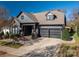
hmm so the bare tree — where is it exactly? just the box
[72,8,79,25]
[68,8,79,32]
[0,7,9,20]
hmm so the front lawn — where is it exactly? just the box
[73,33,79,43]
[4,42,23,48]
[0,41,8,46]
[0,41,23,48]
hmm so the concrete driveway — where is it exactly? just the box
[0,37,75,56]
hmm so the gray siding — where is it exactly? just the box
[17,13,35,23]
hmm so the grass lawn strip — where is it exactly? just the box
[0,41,23,48]
[0,41,8,46]
[4,42,23,48]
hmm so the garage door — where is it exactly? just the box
[49,28,61,38]
[40,28,61,38]
[40,28,49,37]
[23,25,33,36]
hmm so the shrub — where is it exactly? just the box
[69,27,75,36]
[77,25,79,36]
[59,44,76,57]
[0,32,4,39]
[14,34,20,38]
[62,29,70,40]
[10,33,20,39]
[0,31,4,36]
[10,34,15,39]
[4,32,9,39]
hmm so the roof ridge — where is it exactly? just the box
[33,9,64,14]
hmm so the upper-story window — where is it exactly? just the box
[46,12,57,20]
[21,15,24,20]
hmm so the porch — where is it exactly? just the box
[20,23,38,36]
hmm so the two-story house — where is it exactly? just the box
[2,9,66,38]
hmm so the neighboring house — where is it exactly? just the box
[0,19,11,35]
[0,9,66,38]
[0,18,20,35]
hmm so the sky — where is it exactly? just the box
[0,1,79,20]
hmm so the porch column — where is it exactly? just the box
[32,24,37,39]
[33,24,36,31]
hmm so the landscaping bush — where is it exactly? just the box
[10,34,15,39]
[0,32,4,36]
[4,32,10,39]
[77,25,79,36]
[58,44,76,57]
[69,27,75,36]
[15,34,20,38]
[62,29,70,40]
[0,32,4,39]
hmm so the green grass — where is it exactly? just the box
[73,33,79,42]
[4,42,23,48]
[0,41,8,46]
[0,41,23,48]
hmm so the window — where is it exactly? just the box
[47,15,52,20]
[21,15,24,20]
[46,12,57,20]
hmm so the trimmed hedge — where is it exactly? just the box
[62,29,70,40]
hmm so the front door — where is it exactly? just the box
[23,25,33,36]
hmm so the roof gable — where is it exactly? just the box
[33,10,65,25]
[17,12,38,23]
[11,18,20,26]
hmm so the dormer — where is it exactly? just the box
[46,11,57,20]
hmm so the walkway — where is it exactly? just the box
[0,37,75,56]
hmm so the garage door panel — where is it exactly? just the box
[40,28,61,38]
[40,29,49,37]
[40,30,48,33]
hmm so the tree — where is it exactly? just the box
[62,29,70,40]
[77,25,79,36]
[67,8,79,33]
[0,7,9,20]
[72,8,79,26]
[0,7,10,39]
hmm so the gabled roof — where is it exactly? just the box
[16,11,38,23]
[17,11,22,18]
[33,10,65,25]
[15,9,66,25]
